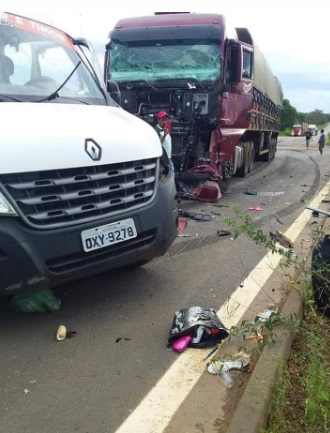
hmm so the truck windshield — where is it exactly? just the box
[0,13,107,104]
[108,38,221,84]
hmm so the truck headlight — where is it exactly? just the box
[0,193,18,216]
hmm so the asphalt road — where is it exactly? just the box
[1,134,329,433]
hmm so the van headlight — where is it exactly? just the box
[0,193,18,216]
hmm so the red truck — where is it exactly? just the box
[104,12,283,196]
[291,123,308,137]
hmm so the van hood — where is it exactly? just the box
[0,103,162,174]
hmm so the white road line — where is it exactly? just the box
[114,181,330,433]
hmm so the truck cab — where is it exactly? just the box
[0,12,178,295]
[308,125,318,136]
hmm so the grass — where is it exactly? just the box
[261,304,330,433]
[224,206,330,433]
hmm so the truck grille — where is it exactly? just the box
[0,159,157,228]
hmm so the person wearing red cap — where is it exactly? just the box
[155,111,174,173]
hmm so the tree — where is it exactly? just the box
[280,99,298,130]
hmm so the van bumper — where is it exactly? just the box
[0,178,178,295]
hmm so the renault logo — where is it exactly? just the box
[85,139,102,161]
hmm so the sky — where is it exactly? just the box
[2,0,330,113]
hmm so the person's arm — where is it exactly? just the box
[160,129,169,144]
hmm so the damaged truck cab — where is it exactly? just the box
[105,12,283,196]
[0,12,178,295]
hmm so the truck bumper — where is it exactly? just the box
[0,178,178,295]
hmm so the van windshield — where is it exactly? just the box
[0,13,107,104]
[108,38,221,84]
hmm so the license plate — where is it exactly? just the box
[81,218,137,252]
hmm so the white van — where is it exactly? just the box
[308,124,318,136]
[0,12,178,295]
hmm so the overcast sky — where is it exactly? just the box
[3,0,329,113]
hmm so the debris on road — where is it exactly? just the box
[56,325,77,341]
[10,288,61,313]
[248,206,264,211]
[56,325,67,341]
[214,203,230,208]
[178,218,188,231]
[178,209,212,221]
[173,335,193,353]
[207,353,250,388]
[217,230,231,237]
[255,306,278,323]
[243,189,285,197]
[306,206,330,217]
[115,337,132,343]
[167,306,229,353]
[269,230,293,249]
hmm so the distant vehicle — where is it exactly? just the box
[308,125,318,136]
[291,123,308,137]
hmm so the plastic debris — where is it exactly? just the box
[248,206,264,211]
[218,370,235,388]
[207,354,250,375]
[173,335,192,353]
[10,288,61,313]
[255,307,278,323]
[178,218,188,231]
[207,353,250,388]
[24,389,30,395]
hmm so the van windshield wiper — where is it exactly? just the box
[34,61,82,103]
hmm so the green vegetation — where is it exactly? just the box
[280,99,330,131]
[326,133,330,145]
[223,207,330,433]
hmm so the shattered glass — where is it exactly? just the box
[109,38,222,83]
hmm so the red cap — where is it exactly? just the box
[157,111,169,119]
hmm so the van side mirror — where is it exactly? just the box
[106,80,121,106]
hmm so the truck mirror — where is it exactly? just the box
[107,79,121,106]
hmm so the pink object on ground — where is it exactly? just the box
[172,335,192,353]
[178,218,188,231]
[248,206,264,211]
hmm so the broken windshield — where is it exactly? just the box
[108,38,222,84]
